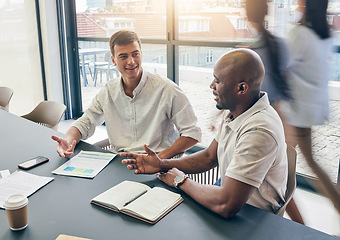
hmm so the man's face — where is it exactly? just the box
[111,41,142,82]
[210,61,238,111]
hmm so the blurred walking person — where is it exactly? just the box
[283,0,340,220]
[245,0,305,224]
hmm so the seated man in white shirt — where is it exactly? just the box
[121,49,288,217]
[52,30,201,159]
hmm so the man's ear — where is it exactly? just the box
[111,55,116,65]
[238,82,248,94]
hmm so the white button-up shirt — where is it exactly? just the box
[73,70,201,153]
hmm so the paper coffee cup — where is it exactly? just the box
[4,194,28,231]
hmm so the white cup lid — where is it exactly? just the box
[4,194,28,210]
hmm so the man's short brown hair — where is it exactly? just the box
[109,30,142,56]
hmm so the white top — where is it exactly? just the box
[73,70,201,153]
[248,34,289,104]
[283,25,333,127]
[215,93,287,213]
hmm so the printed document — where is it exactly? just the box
[52,151,116,178]
[0,171,54,209]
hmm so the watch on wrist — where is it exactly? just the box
[173,175,188,189]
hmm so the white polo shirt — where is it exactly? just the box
[215,93,287,213]
[73,70,201,153]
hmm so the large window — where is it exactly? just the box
[66,0,340,184]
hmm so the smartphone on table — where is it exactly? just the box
[18,156,49,170]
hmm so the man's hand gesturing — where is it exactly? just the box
[121,145,163,174]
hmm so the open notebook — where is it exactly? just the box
[91,180,183,224]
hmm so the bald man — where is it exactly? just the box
[121,49,288,218]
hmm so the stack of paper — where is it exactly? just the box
[0,171,54,209]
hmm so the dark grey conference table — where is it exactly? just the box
[0,110,337,240]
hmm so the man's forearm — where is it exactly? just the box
[160,147,217,174]
[179,177,255,218]
[179,179,240,218]
[157,136,198,159]
[64,126,82,145]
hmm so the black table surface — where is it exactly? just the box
[0,110,337,240]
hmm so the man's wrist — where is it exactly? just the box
[173,175,188,189]
[159,159,169,172]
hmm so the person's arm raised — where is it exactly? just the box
[121,145,163,174]
[51,126,82,158]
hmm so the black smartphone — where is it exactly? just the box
[18,156,49,170]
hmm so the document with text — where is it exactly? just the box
[0,171,54,209]
[52,151,116,179]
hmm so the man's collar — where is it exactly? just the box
[120,68,148,98]
[225,92,269,131]
[132,68,147,97]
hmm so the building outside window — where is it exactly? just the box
[71,0,340,183]
[206,50,213,63]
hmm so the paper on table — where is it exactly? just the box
[0,170,10,180]
[52,150,116,179]
[0,171,54,209]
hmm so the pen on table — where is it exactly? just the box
[123,190,148,207]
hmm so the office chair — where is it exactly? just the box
[21,101,66,130]
[79,58,93,86]
[276,144,297,216]
[0,86,14,112]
